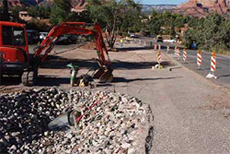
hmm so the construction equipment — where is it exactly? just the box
[0,21,113,86]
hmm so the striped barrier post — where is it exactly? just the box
[175,47,180,59]
[174,46,177,55]
[183,48,187,63]
[206,52,218,79]
[211,52,216,73]
[167,45,170,53]
[154,43,157,51]
[197,50,202,69]
[157,50,161,65]
[158,44,161,51]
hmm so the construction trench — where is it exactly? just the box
[0,88,154,153]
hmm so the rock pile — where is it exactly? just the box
[0,88,153,154]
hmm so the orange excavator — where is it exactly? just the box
[0,21,113,86]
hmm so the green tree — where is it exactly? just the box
[87,0,142,48]
[50,0,72,25]
[10,6,23,22]
[185,12,230,52]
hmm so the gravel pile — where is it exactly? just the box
[0,88,153,154]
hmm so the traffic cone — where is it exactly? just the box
[197,50,202,69]
[206,52,218,79]
[183,48,187,63]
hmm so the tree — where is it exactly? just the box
[28,6,51,19]
[185,12,230,52]
[50,0,72,25]
[147,10,161,36]
[10,6,23,22]
[0,0,9,21]
[87,0,142,48]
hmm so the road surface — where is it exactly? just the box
[132,37,230,88]
[165,46,230,88]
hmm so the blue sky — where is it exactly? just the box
[136,0,188,5]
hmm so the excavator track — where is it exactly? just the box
[22,70,38,86]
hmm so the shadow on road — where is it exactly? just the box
[112,76,182,83]
[219,74,230,78]
[41,55,173,70]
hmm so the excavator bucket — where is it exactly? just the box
[94,67,113,83]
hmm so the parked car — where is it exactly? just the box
[39,32,48,43]
[130,33,139,38]
[56,34,78,44]
[163,39,176,43]
[26,30,39,44]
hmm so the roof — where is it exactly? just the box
[0,21,25,28]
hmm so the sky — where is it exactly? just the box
[136,0,188,5]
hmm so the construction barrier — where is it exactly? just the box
[157,50,161,65]
[174,46,177,55]
[211,52,216,72]
[183,48,187,63]
[158,44,161,51]
[167,45,170,53]
[206,52,218,79]
[197,50,202,69]
[175,47,180,59]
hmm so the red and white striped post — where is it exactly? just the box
[157,50,162,66]
[158,44,161,51]
[175,47,180,59]
[183,48,187,63]
[154,43,157,51]
[211,52,216,73]
[197,50,202,69]
[174,46,177,55]
[206,52,218,79]
[167,45,170,53]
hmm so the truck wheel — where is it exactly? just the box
[22,70,38,86]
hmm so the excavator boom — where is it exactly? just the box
[30,22,113,85]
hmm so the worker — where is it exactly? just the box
[120,37,124,47]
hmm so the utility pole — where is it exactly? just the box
[2,0,10,21]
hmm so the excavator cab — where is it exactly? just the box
[0,21,29,76]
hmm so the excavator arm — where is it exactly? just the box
[24,22,113,85]
[34,22,109,64]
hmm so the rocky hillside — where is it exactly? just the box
[142,4,177,14]
[0,0,44,6]
[0,0,86,10]
[176,0,230,17]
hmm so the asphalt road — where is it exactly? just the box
[134,37,230,88]
[166,46,230,88]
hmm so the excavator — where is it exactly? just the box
[0,21,113,86]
